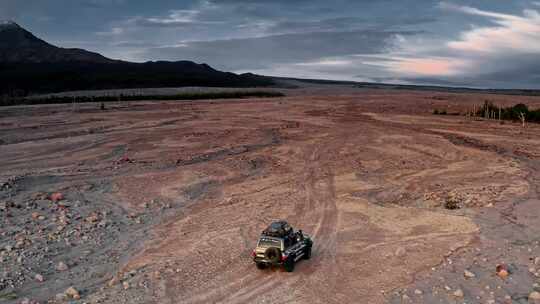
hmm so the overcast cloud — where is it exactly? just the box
[1,0,540,88]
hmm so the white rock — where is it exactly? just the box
[414,289,423,295]
[35,274,44,282]
[56,261,68,271]
[65,286,80,300]
[453,289,464,297]
[530,291,540,303]
[464,269,476,278]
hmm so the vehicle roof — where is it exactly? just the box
[258,235,284,241]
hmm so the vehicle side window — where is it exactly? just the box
[284,237,291,248]
[290,234,297,245]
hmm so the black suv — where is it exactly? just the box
[252,221,313,272]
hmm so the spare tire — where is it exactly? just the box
[264,247,281,263]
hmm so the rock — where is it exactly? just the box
[496,264,509,279]
[34,274,44,282]
[453,289,464,298]
[464,269,476,278]
[414,289,423,295]
[65,286,80,300]
[530,291,540,303]
[85,212,99,223]
[15,239,26,249]
[56,261,69,271]
[535,257,540,266]
[498,269,509,279]
[49,192,64,202]
[402,294,410,301]
[395,247,407,257]
[122,281,130,290]
[108,277,119,287]
[31,212,40,219]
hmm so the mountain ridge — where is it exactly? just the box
[0,21,273,96]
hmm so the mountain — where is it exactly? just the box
[0,21,273,96]
[0,21,113,64]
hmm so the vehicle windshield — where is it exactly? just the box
[258,237,282,248]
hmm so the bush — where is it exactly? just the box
[473,101,540,124]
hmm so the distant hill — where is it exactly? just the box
[0,21,273,96]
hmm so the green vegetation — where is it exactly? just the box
[0,91,285,107]
[475,101,540,123]
[433,101,540,124]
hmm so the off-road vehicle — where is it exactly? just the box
[252,221,313,272]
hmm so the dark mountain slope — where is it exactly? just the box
[0,21,272,96]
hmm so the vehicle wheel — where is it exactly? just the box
[264,247,281,264]
[303,246,312,260]
[284,256,295,272]
[256,262,267,270]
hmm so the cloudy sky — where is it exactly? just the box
[2,0,540,88]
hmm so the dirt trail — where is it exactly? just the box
[1,89,540,303]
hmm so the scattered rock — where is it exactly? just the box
[122,281,130,290]
[49,192,64,202]
[85,212,99,223]
[414,289,423,295]
[535,257,540,266]
[108,277,119,287]
[34,273,44,282]
[444,193,462,210]
[65,286,81,300]
[496,264,509,279]
[453,289,464,298]
[530,291,540,303]
[464,269,476,279]
[56,261,69,271]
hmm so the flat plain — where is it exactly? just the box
[1,85,540,303]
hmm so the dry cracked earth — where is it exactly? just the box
[1,86,540,304]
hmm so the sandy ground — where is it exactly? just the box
[1,87,540,303]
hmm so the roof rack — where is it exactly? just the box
[261,220,293,238]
